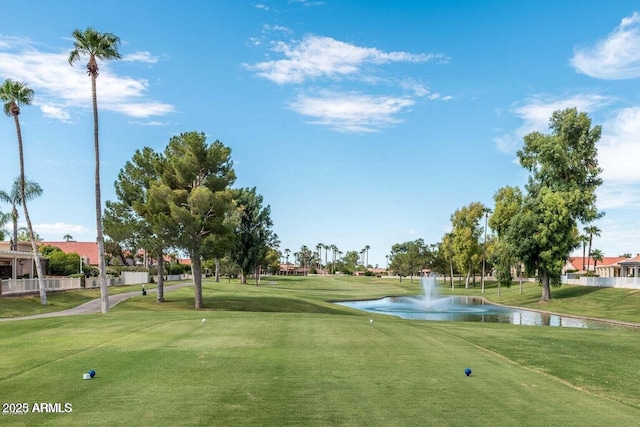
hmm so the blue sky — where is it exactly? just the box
[1,1,640,268]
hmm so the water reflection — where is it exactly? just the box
[336,296,624,329]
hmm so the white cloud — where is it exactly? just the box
[122,51,159,63]
[0,39,173,121]
[111,102,175,118]
[255,4,269,11]
[572,12,640,79]
[39,103,71,122]
[128,120,170,126]
[246,35,446,84]
[246,34,448,132]
[598,106,640,183]
[494,94,609,153]
[289,91,414,133]
[20,222,91,240]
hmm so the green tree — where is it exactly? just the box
[297,245,313,274]
[159,131,235,309]
[341,250,360,274]
[580,234,590,271]
[316,243,324,272]
[440,232,456,288]
[489,186,523,294]
[450,202,486,288]
[47,251,82,276]
[263,247,281,275]
[584,225,601,272]
[230,187,275,284]
[69,27,122,313]
[590,248,604,270]
[389,239,428,283]
[17,226,42,242]
[0,177,43,251]
[511,108,603,301]
[106,146,177,302]
[0,79,47,304]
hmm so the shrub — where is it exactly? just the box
[47,251,81,276]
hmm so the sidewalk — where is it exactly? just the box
[0,282,193,322]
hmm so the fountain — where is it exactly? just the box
[336,275,623,329]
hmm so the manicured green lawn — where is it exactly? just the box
[1,276,639,426]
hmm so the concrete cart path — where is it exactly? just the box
[0,282,193,322]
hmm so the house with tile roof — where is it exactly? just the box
[40,241,99,266]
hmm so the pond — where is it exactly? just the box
[335,277,627,329]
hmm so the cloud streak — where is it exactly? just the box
[572,12,640,79]
[289,91,414,133]
[247,35,446,84]
[0,36,173,121]
[246,34,448,132]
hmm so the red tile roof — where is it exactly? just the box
[40,241,99,266]
[568,255,632,270]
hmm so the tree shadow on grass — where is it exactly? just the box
[553,285,604,300]
[203,295,354,315]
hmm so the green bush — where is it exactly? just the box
[47,251,81,276]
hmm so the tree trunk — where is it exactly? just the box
[11,206,18,251]
[192,253,203,309]
[586,236,593,273]
[91,73,109,313]
[540,272,551,302]
[156,252,164,303]
[449,257,454,290]
[519,271,523,294]
[14,115,47,305]
[215,257,220,282]
[465,270,470,289]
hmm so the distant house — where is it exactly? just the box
[0,241,47,280]
[40,241,99,266]
[564,254,640,278]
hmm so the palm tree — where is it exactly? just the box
[284,248,291,275]
[316,243,324,272]
[0,79,47,304]
[329,244,337,274]
[580,234,589,271]
[0,177,43,251]
[69,27,122,313]
[584,225,601,272]
[590,249,604,270]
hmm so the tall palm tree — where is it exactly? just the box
[329,244,337,274]
[580,234,589,271]
[316,243,324,272]
[69,27,122,313]
[0,177,43,251]
[584,225,601,272]
[284,248,291,275]
[0,79,47,304]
